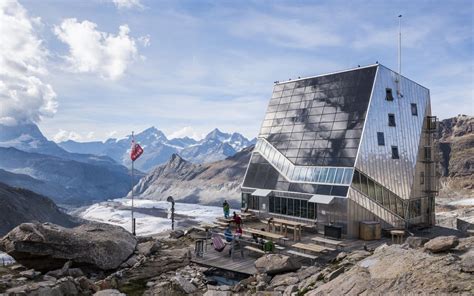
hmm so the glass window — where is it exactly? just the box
[334,168,344,183]
[360,173,368,195]
[391,146,400,159]
[319,168,329,183]
[352,170,361,190]
[269,196,274,212]
[327,168,337,183]
[316,185,331,195]
[368,179,376,200]
[377,132,385,146]
[294,199,301,217]
[424,146,432,161]
[396,198,404,217]
[281,198,288,215]
[300,200,308,218]
[343,168,354,184]
[411,103,418,116]
[375,184,383,204]
[331,186,348,197]
[275,196,281,213]
[420,171,425,185]
[388,113,396,127]
[288,198,294,216]
[386,88,394,101]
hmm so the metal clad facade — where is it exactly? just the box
[355,66,430,199]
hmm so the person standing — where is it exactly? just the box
[233,211,242,227]
[223,200,230,219]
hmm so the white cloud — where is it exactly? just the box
[54,19,142,80]
[168,126,204,140]
[0,0,57,126]
[53,129,82,142]
[111,0,143,10]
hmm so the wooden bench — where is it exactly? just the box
[293,243,335,253]
[287,250,317,261]
[215,221,230,227]
[311,236,344,248]
[244,246,265,255]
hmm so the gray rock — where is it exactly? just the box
[19,269,41,279]
[424,236,459,253]
[324,266,345,281]
[406,236,430,249]
[270,273,299,287]
[0,222,137,271]
[460,253,474,273]
[255,254,301,275]
[137,240,161,256]
[173,274,197,294]
[283,284,297,295]
[169,230,185,239]
[94,289,126,296]
[203,291,232,296]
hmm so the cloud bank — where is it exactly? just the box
[54,19,141,80]
[0,0,57,126]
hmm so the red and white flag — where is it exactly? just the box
[130,139,144,161]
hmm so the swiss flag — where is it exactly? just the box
[130,141,144,161]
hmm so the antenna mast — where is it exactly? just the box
[397,14,403,97]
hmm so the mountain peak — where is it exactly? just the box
[205,128,230,141]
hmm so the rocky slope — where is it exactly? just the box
[0,182,78,236]
[0,147,138,205]
[131,146,253,207]
[437,114,473,196]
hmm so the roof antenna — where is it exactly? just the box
[397,14,403,97]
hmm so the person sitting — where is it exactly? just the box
[235,225,243,237]
[263,240,275,253]
[224,225,233,242]
[233,212,242,227]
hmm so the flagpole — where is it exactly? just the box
[131,131,135,236]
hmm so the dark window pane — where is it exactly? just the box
[275,197,281,213]
[368,179,376,200]
[281,198,287,215]
[300,200,308,218]
[386,88,394,101]
[316,185,331,195]
[377,132,385,146]
[360,173,368,195]
[331,186,348,197]
[294,199,301,217]
[388,113,396,127]
[391,146,399,159]
[288,198,294,216]
[269,196,274,212]
[411,103,418,116]
[352,170,361,191]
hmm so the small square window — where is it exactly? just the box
[377,132,385,146]
[386,88,394,101]
[391,146,399,159]
[388,114,396,127]
[411,103,418,116]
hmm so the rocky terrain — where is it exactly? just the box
[0,221,472,295]
[437,114,473,196]
[131,146,253,207]
[0,182,78,236]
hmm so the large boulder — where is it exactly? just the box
[0,222,137,271]
[424,236,459,253]
[255,254,301,275]
[406,236,429,249]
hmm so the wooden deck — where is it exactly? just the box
[191,246,259,275]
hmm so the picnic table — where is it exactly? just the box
[267,218,305,241]
[245,228,285,242]
[292,242,334,253]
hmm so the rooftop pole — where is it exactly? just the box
[397,14,403,97]
[131,131,136,236]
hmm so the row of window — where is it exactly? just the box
[269,196,318,220]
[255,138,354,185]
[386,88,418,114]
[352,169,422,218]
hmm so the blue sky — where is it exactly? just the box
[2,0,473,141]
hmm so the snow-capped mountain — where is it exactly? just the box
[59,127,256,170]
